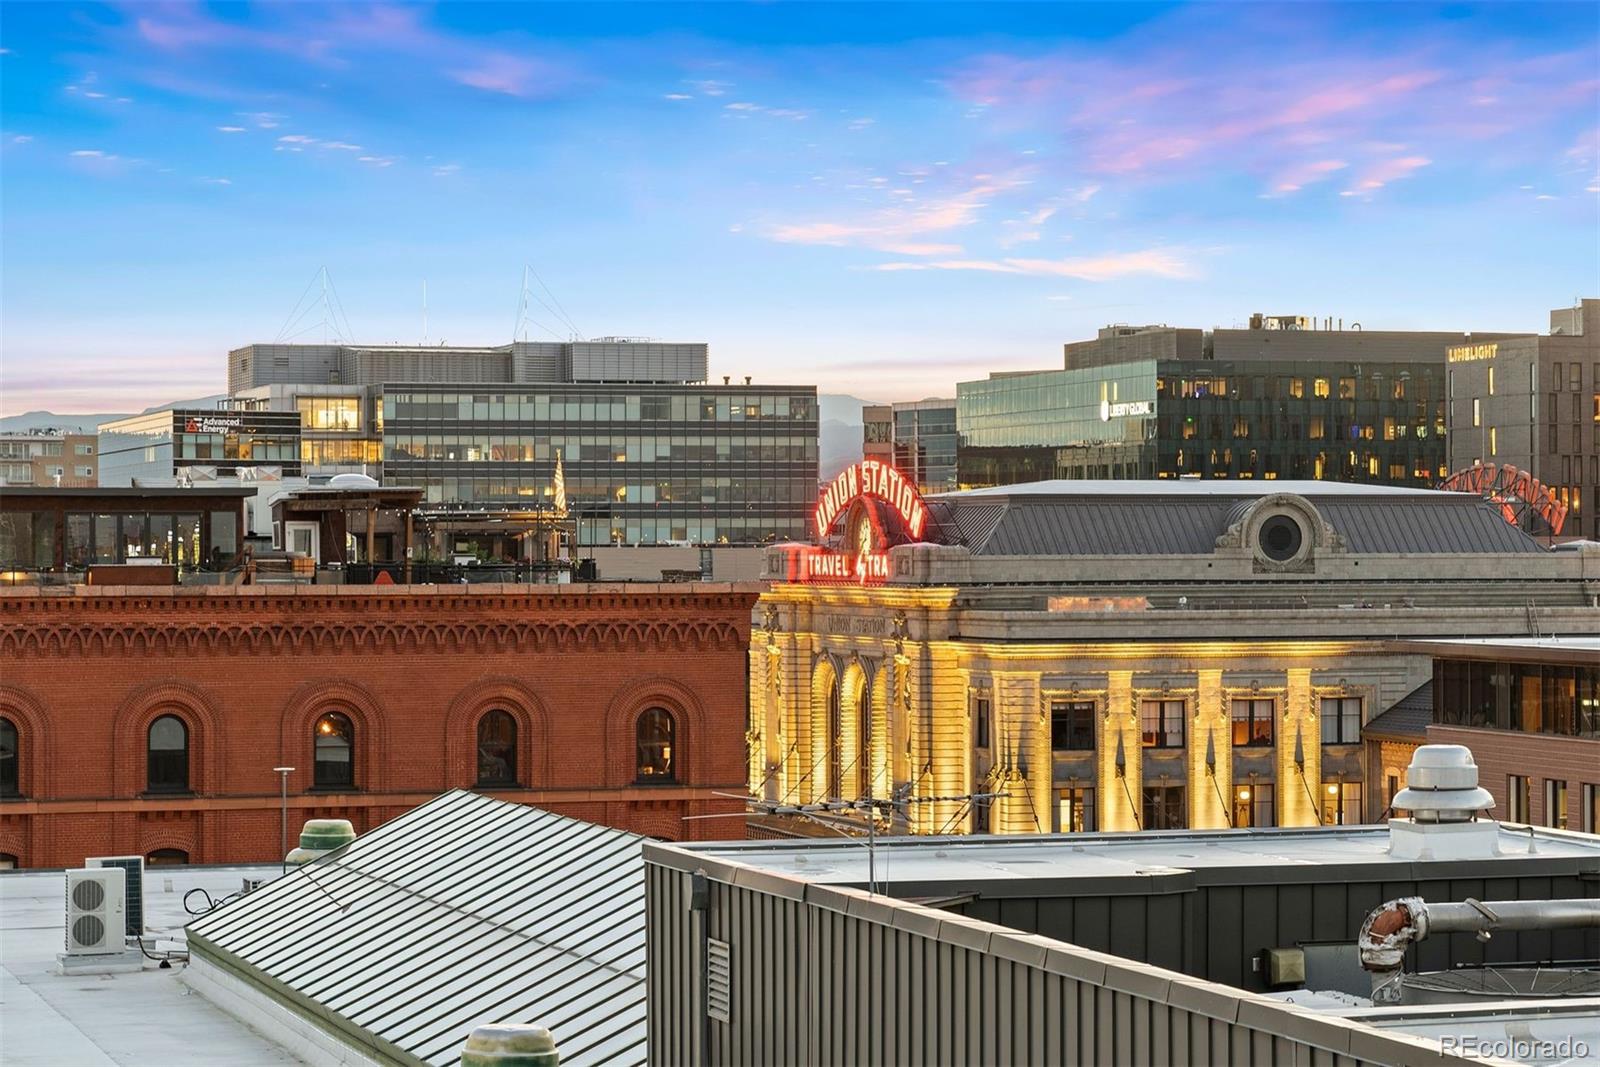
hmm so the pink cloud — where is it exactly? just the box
[451,53,545,97]
[1345,155,1431,194]
[870,248,1195,281]
[1268,158,1348,195]
[766,172,1027,254]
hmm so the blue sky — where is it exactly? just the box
[2,2,1597,415]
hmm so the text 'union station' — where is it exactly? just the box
[748,478,1600,838]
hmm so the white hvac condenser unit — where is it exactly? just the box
[65,868,126,955]
[86,855,145,937]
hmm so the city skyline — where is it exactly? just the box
[2,1,1598,416]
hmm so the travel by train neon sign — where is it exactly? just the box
[815,460,928,541]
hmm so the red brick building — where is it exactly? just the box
[0,583,759,868]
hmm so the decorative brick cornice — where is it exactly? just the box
[0,588,752,657]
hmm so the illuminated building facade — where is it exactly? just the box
[1444,299,1599,539]
[748,479,1600,837]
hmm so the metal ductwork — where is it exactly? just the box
[1357,896,1600,1003]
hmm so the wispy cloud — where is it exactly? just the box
[725,101,809,120]
[358,155,397,168]
[663,93,692,101]
[199,176,232,185]
[1340,155,1430,196]
[767,172,1027,254]
[216,125,246,133]
[870,248,1196,281]
[1266,158,1347,195]
[432,163,461,177]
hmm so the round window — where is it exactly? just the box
[1258,514,1304,562]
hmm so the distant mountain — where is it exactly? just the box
[1,396,226,435]
[0,410,131,434]
[817,393,881,481]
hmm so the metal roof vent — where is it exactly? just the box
[287,818,356,866]
[461,1023,559,1067]
[1387,745,1499,861]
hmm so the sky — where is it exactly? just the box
[1,2,1597,416]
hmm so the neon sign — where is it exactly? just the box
[815,460,927,540]
[1447,343,1497,363]
[1438,463,1567,535]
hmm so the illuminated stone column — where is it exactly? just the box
[990,672,1045,835]
[916,641,966,835]
[1098,670,1141,831]
[1188,669,1232,830]
[1278,667,1321,826]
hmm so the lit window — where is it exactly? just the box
[1321,782,1362,825]
[1140,699,1185,748]
[636,708,676,783]
[313,712,355,789]
[147,715,190,793]
[1233,783,1275,827]
[1231,698,1275,747]
[1056,787,1095,832]
[1545,779,1568,829]
[1507,775,1530,822]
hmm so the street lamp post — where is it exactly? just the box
[273,767,294,874]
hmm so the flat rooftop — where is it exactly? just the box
[678,823,1600,889]
[0,865,302,1066]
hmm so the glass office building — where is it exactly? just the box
[382,384,818,545]
[890,400,958,494]
[957,359,1446,487]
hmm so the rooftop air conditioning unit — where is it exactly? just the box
[86,855,145,937]
[65,868,125,955]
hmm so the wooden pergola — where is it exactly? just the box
[270,486,425,582]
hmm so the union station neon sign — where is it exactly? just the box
[778,460,931,585]
[1438,463,1567,535]
[815,460,927,541]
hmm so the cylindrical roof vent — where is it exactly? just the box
[461,1024,559,1067]
[1390,745,1492,823]
[286,818,356,865]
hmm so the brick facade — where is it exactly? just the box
[0,583,759,868]
[1429,724,1600,831]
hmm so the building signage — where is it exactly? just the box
[1438,463,1567,535]
[779,459,933,586]
[1099,399,1154,422]
[183,415,243,434]
[1447,343,1497,363]
[815,459,927,540]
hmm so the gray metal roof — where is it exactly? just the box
[1362,680,1433,740]
[924,481,1546,556]
[185,791,646,1067]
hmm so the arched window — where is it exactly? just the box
[147,715,190,794]
[0,717,18,798]
[476,710,518,787]
[313,712,355,789]
[0,853,17,870]
[147,848,189,866]
[636,708,676,783]
[856,682,871,800]
[826,681,842,799]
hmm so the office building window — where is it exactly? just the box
[636,708,676,783]
[313,711,355,789]
[297,396,362,431]
[1583,784,1599,834]
[1545,779,1568,829]
[147,714,190,794]
[1320,697,1362,744]
[1387,774,1400,813]
[1322,782,1362,825]
[1233,783,1275,827]
[1140,699,1185,748]
[974,695,991,750]
[1472,398,1481,427]
[1051,700,1096,752]
[1487,367,1495,396]
[1231,698,1275,747]
[475,710,518,787]
[1507,775,1530,822]
[1056,787,1095,833]
[1489,426,1497,456]
[1142,786,1186,830]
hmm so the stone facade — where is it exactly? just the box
[0,583,758,868]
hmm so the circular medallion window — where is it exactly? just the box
[1257,514,1305,562]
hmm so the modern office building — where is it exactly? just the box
[749,473,1600,837]
[218,339,819,546]
[861,398,958,493]
[957,316,1527,489]
[98,408,303,484]
[0,430,98,488]
[1445,299,1598,539]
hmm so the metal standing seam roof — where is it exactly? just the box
[924,487,1546,557]
[184,790,647,1067]
[1361,680,1434,740]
